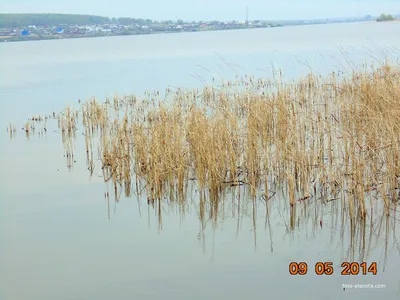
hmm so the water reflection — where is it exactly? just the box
[6,64,400,274]
[123,182,398,270]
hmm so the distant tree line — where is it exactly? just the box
[0,13,161,28]
[376,13,395,22]
[114,17,154,25]
[0,14,111,27]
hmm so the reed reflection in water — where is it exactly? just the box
[10,61,400,270]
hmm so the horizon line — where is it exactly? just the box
[1,11,399,22]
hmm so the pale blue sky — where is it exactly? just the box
[0,0,399,21]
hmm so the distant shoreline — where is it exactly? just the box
[0,20,380,43]
[0,26,262,43]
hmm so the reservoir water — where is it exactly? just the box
[1,21,400,300]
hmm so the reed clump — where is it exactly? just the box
[18,62,400,220]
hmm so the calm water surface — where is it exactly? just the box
[1,22,400,300]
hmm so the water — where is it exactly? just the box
[1,21,400,300]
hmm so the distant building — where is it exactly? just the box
[21,30,29,36]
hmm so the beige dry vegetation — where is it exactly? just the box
[24,62,400,224]
[7,123,16,139]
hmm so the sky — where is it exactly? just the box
[0,0,399,21]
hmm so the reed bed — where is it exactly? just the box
[15,62,400,223]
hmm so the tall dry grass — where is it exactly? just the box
[19,62,400,223]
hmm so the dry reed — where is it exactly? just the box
[13,62,400,223]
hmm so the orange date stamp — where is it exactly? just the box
[289,262,377,275]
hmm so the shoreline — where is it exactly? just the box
[0,20,377,43]
[0,26,265,43]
